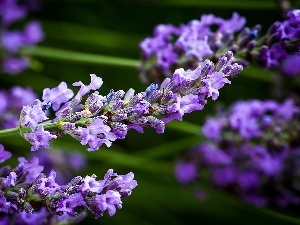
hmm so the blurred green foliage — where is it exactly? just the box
[3,0,300,224]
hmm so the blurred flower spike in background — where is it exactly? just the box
[0,0,44,74]
[139,9,300,83]
[176,99,300,207]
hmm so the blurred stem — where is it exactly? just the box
[137,136,202,159]
[167,120,202,136]
[22,46,139,67]
[136,121,203,160]
[23,46,272,83]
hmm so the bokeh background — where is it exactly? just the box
[2,0,300,224]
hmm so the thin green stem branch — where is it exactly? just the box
[22,46,139,67]
[0,127,21,137]
[25,46,271,83]
[0,118,92,139]
[0,122,58,138]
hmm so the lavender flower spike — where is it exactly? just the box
[139,10,300,83]
[176,99,300,207]
[0,0,44,74]
[19,53,242,151]
[0,145,137,220]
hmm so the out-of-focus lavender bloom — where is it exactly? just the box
[0,0,27,26]
[201,117,224,141]
[2,58,29,75]
[0,144,137,220]
[282,54,300,76]
[0,144,12,163]
[18,53,242,151]
[175,161,198,184]
[0,0,44,75]
[0,207,86,225]
[139,12,245,83]
[175,99,300,207]
[0,86,37,129]
[139,10,300,83]
[32,148,86,184]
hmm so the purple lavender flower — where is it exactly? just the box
[139,10,300,83]
[19,52,242,151]
[175,161,198,184]
[0,145,137,220]
[17,156,44,183]
[253,9,300,69]
[282,54,300,76]
[0,86,37,129]
[0,144,12,163]
[0,0,44,74]
[20,99,48,131]
[175,98,300,207]
[2,57,29,75]
[0,207,86,225]
[201,117,224,141]
[24,126,57,151]
[139,12,245,82]
[42,82,74,111]
[77,117,117,151]
[73,74,103,99]
[0,0,27,26]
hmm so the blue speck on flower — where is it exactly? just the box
[42,82,74,111]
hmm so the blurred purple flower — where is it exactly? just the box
[0,0,44,74]
[175,161,198,184]
[0,86,37,129]
[282,54,300,77]
[175,98,300,207]
[139,9,300,83]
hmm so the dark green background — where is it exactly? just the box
[2,0,300,224]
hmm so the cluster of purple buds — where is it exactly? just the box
[254,9,300,69]
[0,0,44,74]
[139,10,300,83]
[0,144,137,220]
[175,99,300,207]
[18,51,243,151]
[0,86,37,128]
[0,207,86,225]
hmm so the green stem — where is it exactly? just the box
[0,118,92,138]
[0,127,22,137]
[22,46,139,67]
[0,122,59,138]
[23,46,272,83]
